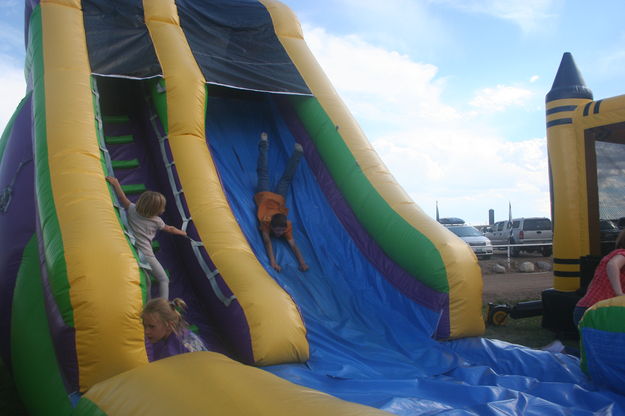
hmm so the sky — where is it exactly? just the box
[1,1,625,225]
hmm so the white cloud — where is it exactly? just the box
[430,0,561,33]
[374,134,550,224]
[303,26,461,127]
[529,75,539,83]
[0,59,26,134]
[332,0,451,53]
[469,85,534,112]
[302,25,550,224]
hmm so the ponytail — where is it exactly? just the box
[142,297,189,335]
[170,298,187,314]
[169,298,189,334]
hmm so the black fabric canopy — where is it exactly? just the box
[82,0,310,95]
[83,0,162,79]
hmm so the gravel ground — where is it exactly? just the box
[479,252,554,303]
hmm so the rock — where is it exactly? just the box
[518,261,535,273]
[492,264,507,274]
[536,261,552,271]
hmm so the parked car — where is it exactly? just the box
[484,217,553,256]
[484,221,510,247]
[438,217,465,225]
[474,225,490,234]
[446,224,493,259]
[509,217,553,257]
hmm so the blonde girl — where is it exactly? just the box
[106,176,187,299]
[142,298,207,361]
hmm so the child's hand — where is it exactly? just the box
[106,176,119,186]
[271,261,282,272]
[163,225,187,237]
[105,176,131,209]
[299,263,309,272]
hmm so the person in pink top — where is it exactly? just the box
[574,230,625,325]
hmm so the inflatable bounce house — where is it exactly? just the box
[1,1,625,415]
[545,52,625,396]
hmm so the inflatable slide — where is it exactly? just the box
[1,0,624,415]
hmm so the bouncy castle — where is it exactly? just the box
[1,1,624,415]
[545,52,625,396]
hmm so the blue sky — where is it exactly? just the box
[1,0,625,224]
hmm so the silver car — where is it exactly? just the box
[446,225,493,259]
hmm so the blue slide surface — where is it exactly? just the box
[205,90,625,415]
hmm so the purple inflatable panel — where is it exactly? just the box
[0,95,36,368]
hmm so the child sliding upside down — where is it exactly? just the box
[254,132,308,272]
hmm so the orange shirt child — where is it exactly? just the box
[254,191,293,240]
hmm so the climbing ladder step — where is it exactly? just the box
[111,159,140,170]
[103,115,130,123]
[105,135,134,145]
[121,184,147,195]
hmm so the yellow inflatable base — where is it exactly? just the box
[81,352,390,416]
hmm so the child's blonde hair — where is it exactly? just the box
[142,298,188,335]
[136,191,166,217]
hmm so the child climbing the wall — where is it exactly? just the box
[142,297,208,361]
[255,132,309,272]
[106,176,187,299]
